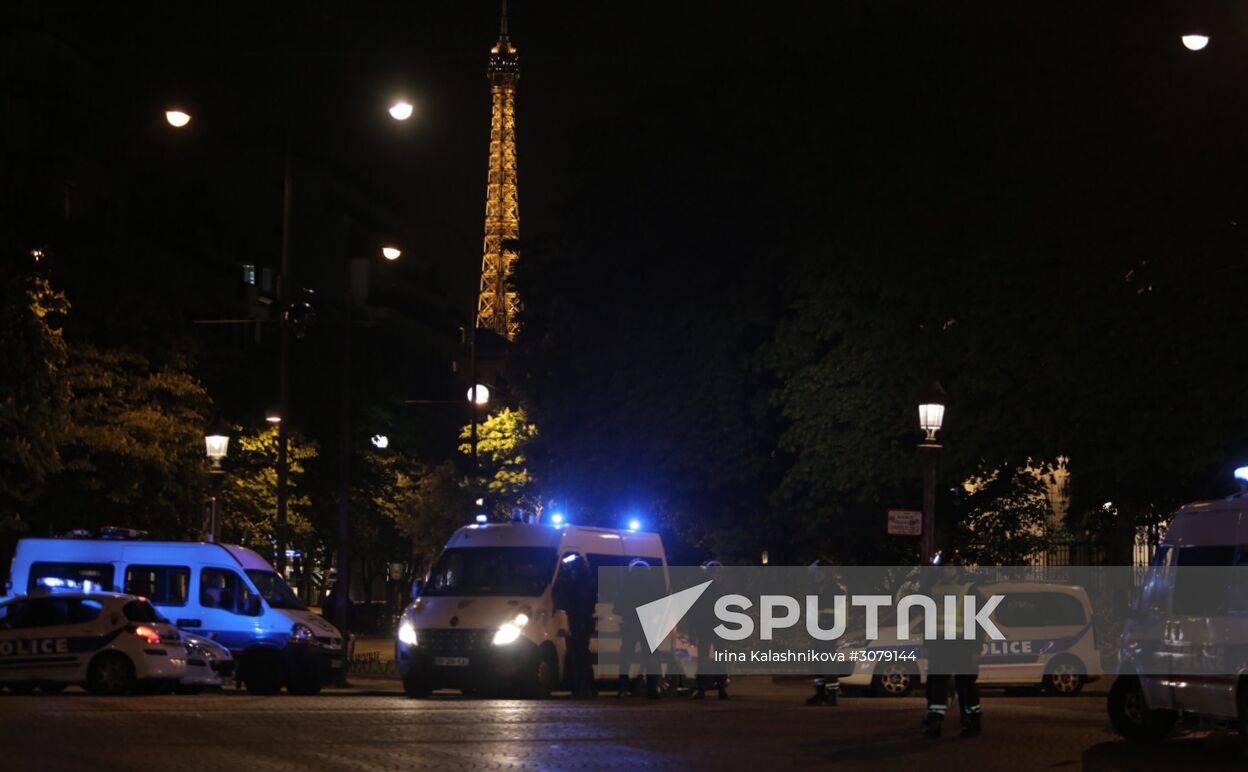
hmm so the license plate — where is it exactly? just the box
[434,656,470,667]
[329,659,342,669]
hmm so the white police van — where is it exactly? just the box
[1111,492,1248,744]
[396,521,670,698]
[5,538,343,695]
[0,590,187,694]
[840,582,1098,697]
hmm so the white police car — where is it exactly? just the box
[0,591,187,694]
[179,631,234,692]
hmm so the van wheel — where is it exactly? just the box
[525,648,558,699]
[1109,676,1175,743]
[1043,656,1085,696]
[87,653,137,695]
[872,663,918,697]
[242,650,285,695]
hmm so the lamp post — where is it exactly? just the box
[166,98,414,577]
[335,241,402,640]
[204,433,229,543]
[918,388,946,565]
[467,382,490,497]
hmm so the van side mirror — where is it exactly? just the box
[410,579,423,599]
[244,595,262,616]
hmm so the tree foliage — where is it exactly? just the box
[372,457,469,570]
[953,465,1054,566]
[0,272,68,529]
[33,342,210,537]
[459,408,539,518]
[220,425,317,550]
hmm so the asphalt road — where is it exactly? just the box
[0,679,1241,771]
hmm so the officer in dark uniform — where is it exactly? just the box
[921,552,983,738]
[555,554,597,698]
[805,560,843,706]
[617,559,662,698]
[689,560,729,700]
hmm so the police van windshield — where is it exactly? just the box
[245,571,305,610]
[424,547,558,597]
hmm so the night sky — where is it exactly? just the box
[10,0,1248,303]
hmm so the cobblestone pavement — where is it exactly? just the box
[0,680,1240,771]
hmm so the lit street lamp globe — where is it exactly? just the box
[389,101,414,121]
[1182,34,1209,51]
[381,245,402,260]
[371,434,390,449]
[468,384,491,406]
[165,110,192,128]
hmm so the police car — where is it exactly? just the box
[840,582,1099,697]
[0,590,187,694]
[179,631,234,692]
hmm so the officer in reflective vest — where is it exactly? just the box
[921,554,983,738]
[805,561,842,707]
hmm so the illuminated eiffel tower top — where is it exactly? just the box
[476,0,521,340]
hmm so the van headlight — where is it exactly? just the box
[291,623,316,643]
[492,613,529,646]
[398,620,418,646]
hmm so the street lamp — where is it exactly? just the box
[381,245,402,260]
[388,101,414,121]
[467,384,491,406]
[1182,34,1210,51]
[917,385,946,565]
[165,109,192,128]
[203,433,229,543]
[265,407,282,424]
[918,402,945,442]
[204,434,229,467]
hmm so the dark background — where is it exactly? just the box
[6,1,1248,567]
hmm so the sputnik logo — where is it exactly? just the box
[636,580,713,653]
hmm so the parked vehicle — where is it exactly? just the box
[396,521,670,698]
[1111,492,1248,744]
[840,582,1098,697]
[0,591,187,695]
[4,538,343,695]
[179,631,235,692]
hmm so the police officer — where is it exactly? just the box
[921,552,983,738]
[805,560,842,707]
[689,560,729,700]
[555,554,597,698]
[617,559,662,699]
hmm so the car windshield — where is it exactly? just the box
[245,570,305,610]
[424,547,558,597]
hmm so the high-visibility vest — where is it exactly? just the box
[931,580,975,634]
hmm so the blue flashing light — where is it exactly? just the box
[39,577,66,588]
[627,518,641,532]
[1236,466,1248,484]
[475,513,488,524]
[550,512,565,526]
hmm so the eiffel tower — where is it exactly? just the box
[475,0,521,341]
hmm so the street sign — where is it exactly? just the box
[887,509,922,536]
